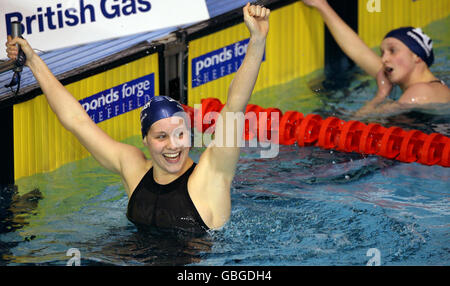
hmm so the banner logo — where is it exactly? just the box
[191,38,266,88]
[0,0,209,59]
[79,73,154,123]
[5,0,152,36]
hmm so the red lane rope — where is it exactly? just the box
[182,98,449,167]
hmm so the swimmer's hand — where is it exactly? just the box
[376,68,393,99]
[353,69,395,118]
[6,35,35,67]
[243,3,270,41]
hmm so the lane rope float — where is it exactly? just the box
[181,98,450,167]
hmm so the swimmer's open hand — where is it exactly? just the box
[6,35,35,66]
[243,3,270,41]
[376,68,393,98]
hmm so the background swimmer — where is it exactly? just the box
[5,3,270,232]
[302,0,450,118]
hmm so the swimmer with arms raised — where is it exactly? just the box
[5,3,270,232]
[302,0,450,118]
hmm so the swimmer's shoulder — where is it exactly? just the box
[118,142,148,166]
[399,81,450,105]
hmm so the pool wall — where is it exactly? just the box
[187,1,324,106]
[358,0,450,49]
[2,0,449,186]
[12,54,160,180]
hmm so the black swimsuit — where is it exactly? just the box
[127,163,209,233]
[429,79,446,85]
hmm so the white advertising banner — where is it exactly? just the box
[0,0,210,59]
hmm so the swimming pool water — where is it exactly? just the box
[0,17,449,267]
[1,132,449,266]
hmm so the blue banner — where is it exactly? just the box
[191,38,266,88]
[79,73,154,124]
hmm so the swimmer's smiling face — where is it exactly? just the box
[380,37,419,85]
[144,116,191,174]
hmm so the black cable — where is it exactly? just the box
[4,45,26,96]
[5,70,22,96]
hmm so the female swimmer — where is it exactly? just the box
[302,0,450,118]
[6,3,270,232]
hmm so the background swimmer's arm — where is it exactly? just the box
[354,74,413,118]
[355,69,396,117]
[354,98,411,119]
[302,0,382,77]
[6,37,144,179]
[354,92,391,118]
[356,84,449,118]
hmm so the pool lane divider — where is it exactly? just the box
[182,98,450,167]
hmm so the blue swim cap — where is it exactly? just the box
[140,96,186,138]
[384,27,434,67]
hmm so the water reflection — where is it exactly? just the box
[0,185,43,234]
[83,226,214,266]
[0,185,44,265]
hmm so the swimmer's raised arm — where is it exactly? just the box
[211,3,269,169]
[5,36,144,184]
[223,3,269,113]
[302,0,382,77]
[191,3,269,228]
[208,3,269,171]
